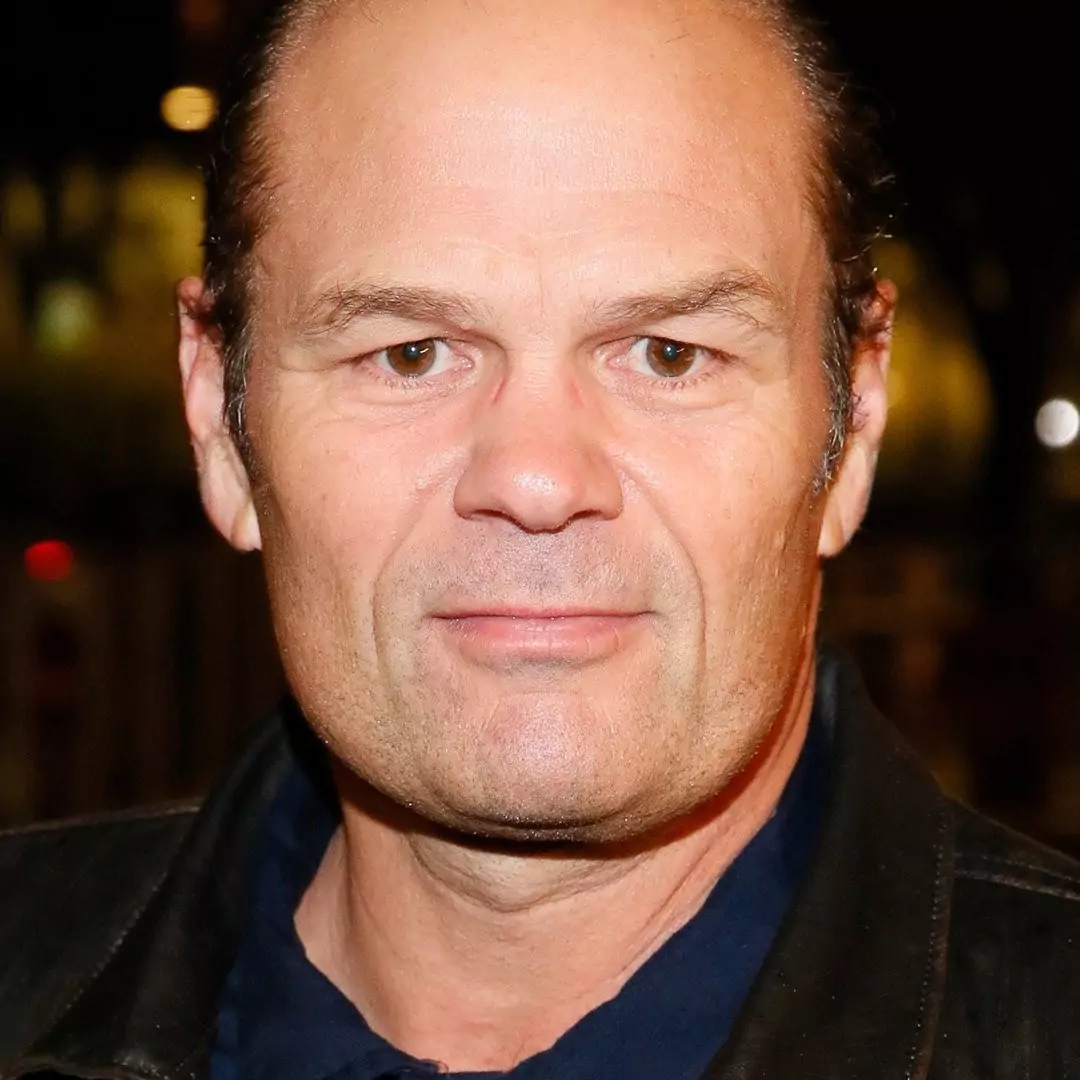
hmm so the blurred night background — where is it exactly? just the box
[2,2,1078,848]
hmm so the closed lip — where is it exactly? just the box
[430,608,650,665]
[431,607,648,620]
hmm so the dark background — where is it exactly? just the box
[2,2,1078,847]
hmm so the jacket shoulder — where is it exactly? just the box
[931,802,1080,1078]
[0,804,198,1063]
[952,800,1080,897]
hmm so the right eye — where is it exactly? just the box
[371,338,454,378]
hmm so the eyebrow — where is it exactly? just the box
[293,269,785,343]
[295,284,491,343]
[588,269,786,333]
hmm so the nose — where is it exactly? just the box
[453,364,624,532]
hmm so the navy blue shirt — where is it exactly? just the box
[212,716,827,1080]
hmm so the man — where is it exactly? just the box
[2,0,1078,1077]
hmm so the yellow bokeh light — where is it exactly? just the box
[34,280,103,359]
[160,85,217,132]
[873,238,994,495]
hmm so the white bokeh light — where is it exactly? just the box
[1035,398,1080,450]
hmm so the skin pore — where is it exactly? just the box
[178,0,891,1069]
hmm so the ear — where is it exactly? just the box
[177,277,262,552]
[818,280,896,558]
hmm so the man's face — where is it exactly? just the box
[183,0,886,841]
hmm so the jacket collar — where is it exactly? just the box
[12,648,954,1080]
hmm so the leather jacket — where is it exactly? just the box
[2,648,1079,1079]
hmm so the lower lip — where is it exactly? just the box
[434,614,646,665]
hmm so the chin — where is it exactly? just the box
[416,755,695,846]
[323,676,732,844]
[426,799,661,847]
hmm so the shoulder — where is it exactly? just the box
[0,803,198,1061]
[932,801,1080,1077]
[946,799,1080,985]
[0,799,198,856]
[951,799,1080,903]
[0,801,200,910]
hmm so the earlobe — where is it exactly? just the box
[177,277,262,553]
[818,280,896,558]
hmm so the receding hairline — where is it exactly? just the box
[263,0,818,111]
[237,0,835,297]
[257,0,822,144]
[271,0,798,46]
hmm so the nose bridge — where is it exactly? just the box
[495,356,586,442]
[453,354,623,531]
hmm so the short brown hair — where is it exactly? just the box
[201,0,889,481]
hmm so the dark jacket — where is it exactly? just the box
[2,649,1079,1080]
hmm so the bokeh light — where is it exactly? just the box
[160,85,217,132]
[34,280,102,358]
[873,239,993,494]
[1035,398,1080,450]
[24,541,75,583]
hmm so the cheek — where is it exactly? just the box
[648,399,816,540]
[632,395,824,617]
[249,371,463,572]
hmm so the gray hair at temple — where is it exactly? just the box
[200,0,891,485]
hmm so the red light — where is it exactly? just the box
[24,541,75,583]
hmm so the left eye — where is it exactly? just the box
[372,338,454,378]
[627,337,710,379]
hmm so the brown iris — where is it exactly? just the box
[385,339,438,376]
[644,338,696,378]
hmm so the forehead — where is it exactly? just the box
[255,0,822,320]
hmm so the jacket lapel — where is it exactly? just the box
[704,649,955,1080]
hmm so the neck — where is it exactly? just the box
[295,655,816,1072]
